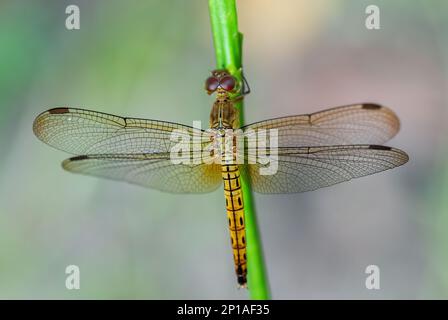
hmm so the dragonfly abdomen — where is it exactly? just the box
[222,164,247,287]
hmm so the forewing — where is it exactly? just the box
[242,104,400,147]
[33,107,210,155]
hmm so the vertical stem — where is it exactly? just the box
[208,0,270,299]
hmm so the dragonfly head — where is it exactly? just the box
[205,69,237,95]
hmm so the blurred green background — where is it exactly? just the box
[0,0,447,299]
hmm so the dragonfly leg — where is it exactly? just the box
[241,69,251,95]
[232,70,250,103]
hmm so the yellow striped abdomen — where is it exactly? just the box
[222,164,247,287]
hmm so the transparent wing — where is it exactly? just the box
[243,145,409,194]
[62,153,222,194]
[242,104,400,147]
[33,107,210,155]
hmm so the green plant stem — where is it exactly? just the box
[208,0,270,300]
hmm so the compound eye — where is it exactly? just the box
[220,75,236,91]
[205,76,219,92]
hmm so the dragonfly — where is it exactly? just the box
[33,69,409,288]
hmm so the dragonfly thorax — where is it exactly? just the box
[209,93,239,129]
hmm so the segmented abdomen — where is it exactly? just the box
[222,164,247,287]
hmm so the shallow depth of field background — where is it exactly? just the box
[0,0,447,299]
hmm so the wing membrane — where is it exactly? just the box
[62,153,222,193]
[243,145,408,193]
[242,104,400,147]
[33,107,209,155]
[34,106,408,194]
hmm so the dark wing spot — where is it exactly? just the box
[49,107,70,114]
[362,103,382,110]
[70,155,89,161]
[242,236,245,244]
[237,197,242,206]
[239,217,243,226]
[228,218,232,226]
[369,145,391,150]
[243,253,246,260]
